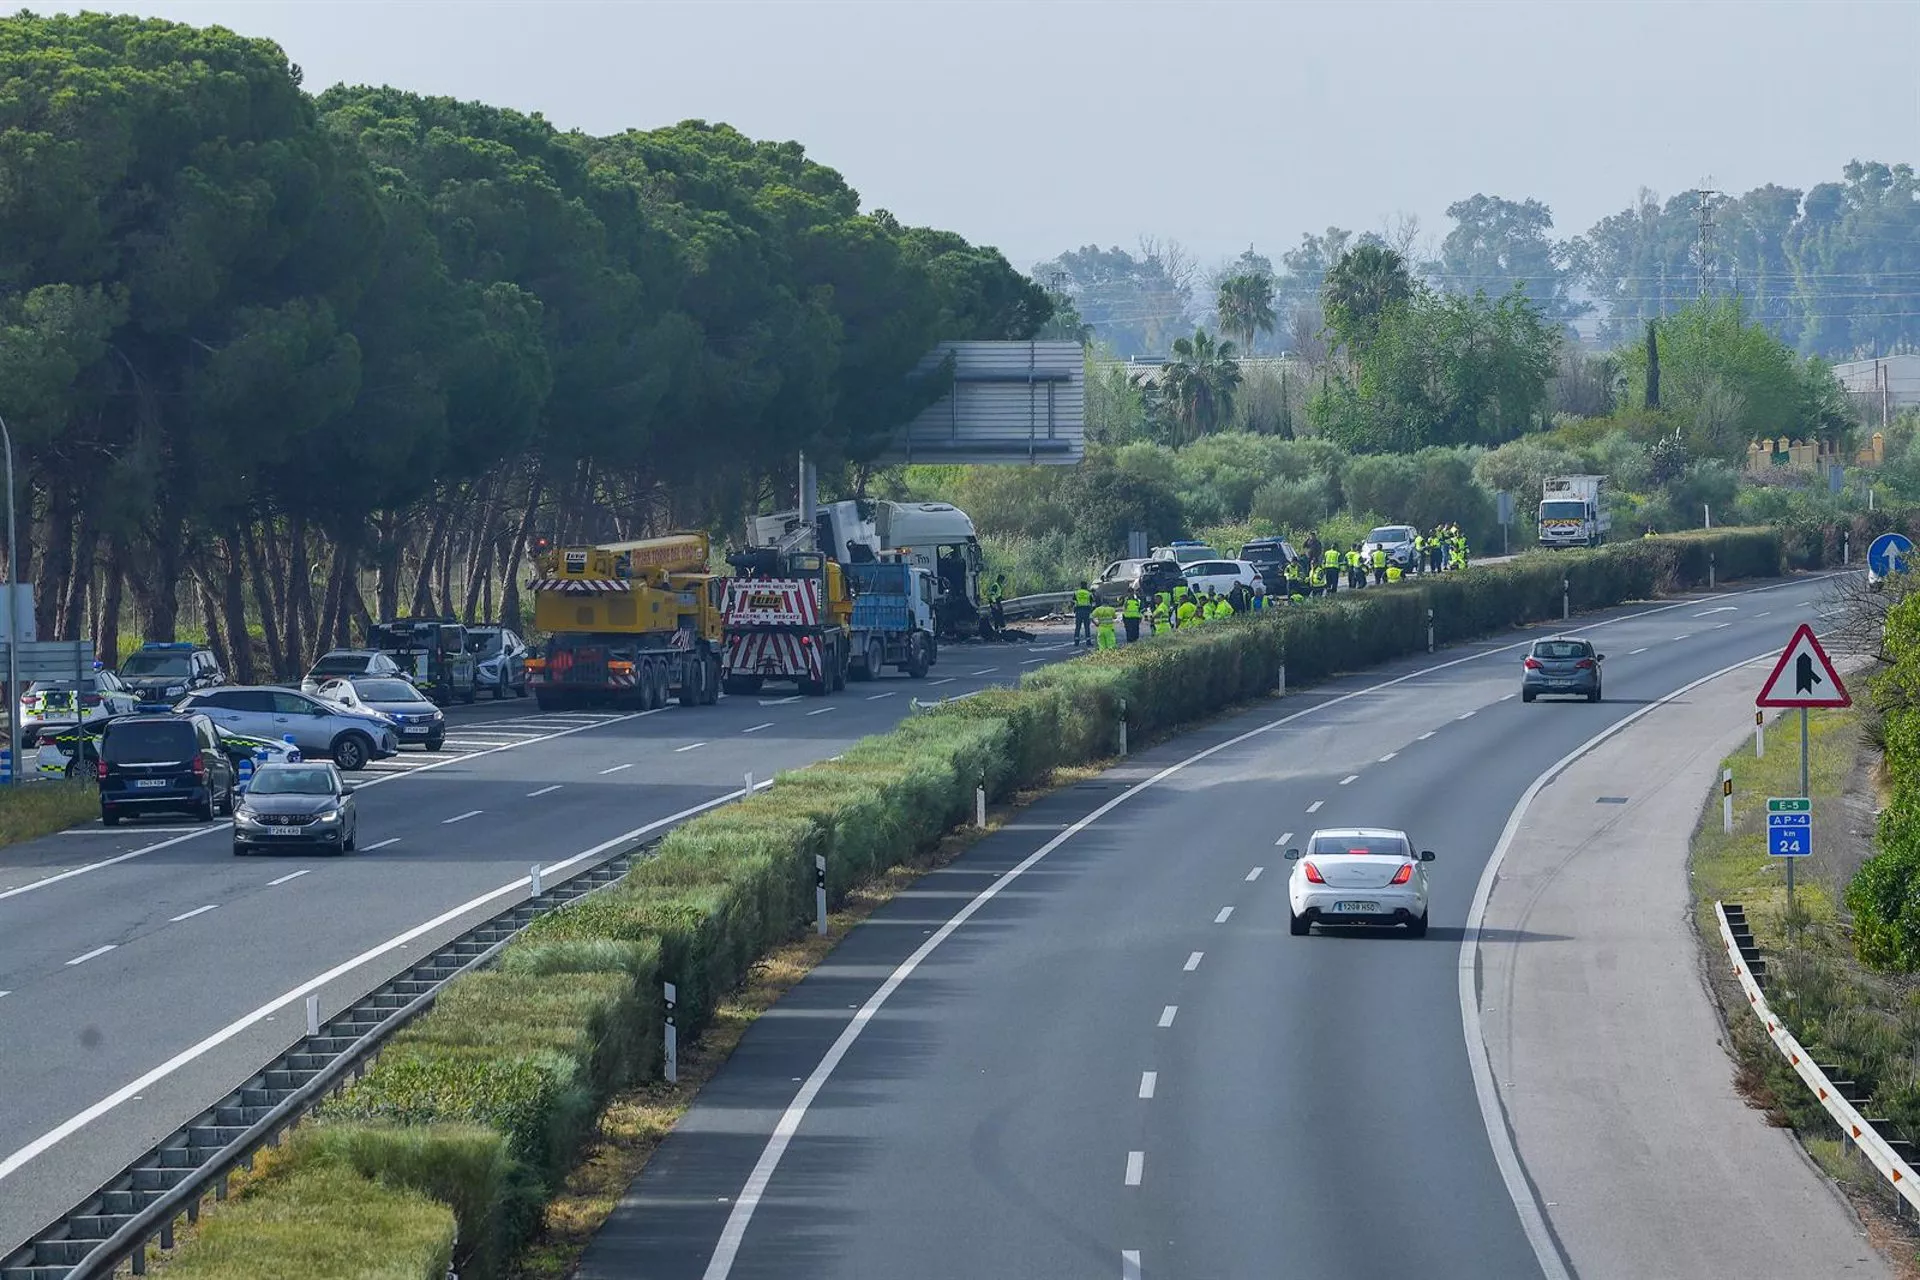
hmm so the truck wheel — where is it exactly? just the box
[704,656,722,704]
[678,656,704,707]
[831,641,847,691]
[907,636,929,679]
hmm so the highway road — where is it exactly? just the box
[580,572,1851,1280]
[0,630,1072,1255]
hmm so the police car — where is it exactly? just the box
[116,641,226,709]
[17,671,139,747]
[35,714,300,782]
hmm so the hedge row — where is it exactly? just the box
[184,526,1809,1277]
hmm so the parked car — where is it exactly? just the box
[319,676,445,750]
[175,686,401,770]
[232,761,359,856]
[1181,558,1263,597]
[1150,540,1218,566]
[1238,537,1300,594]
[1361,525,1420,570]
[97,711,238,825]
[17,671,139,747]
[115,641,226,709]
[1520,636,1604,703]
[465,625,529,700]
[1092,558,1149,605]
[1136,558,1186,599]
[36,713,299,783]
[299,649,406,695]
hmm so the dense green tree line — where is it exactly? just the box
[0,12,1048,672]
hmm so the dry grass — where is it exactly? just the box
[511,766,1092,1280]
[0,780,99,847]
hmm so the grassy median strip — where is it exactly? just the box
[0,779,97,846]
[1690,704,1920,1268]
[146,528,1805,1279]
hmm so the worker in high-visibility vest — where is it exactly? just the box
[1346,546,1363,589]
[1122,594,1143,643]
[1215,591,1236,620]
[1093,601,1118,650]
[1073,583,1094,646]
[1322,546,1342,595]
[1387,564,1404,583]
[1371,546,1388,586]
[1154,605,1175,636]
[1177,599,1199,628]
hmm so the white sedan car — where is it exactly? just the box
[1181,558,1263,596]
[1285,827,1434,936]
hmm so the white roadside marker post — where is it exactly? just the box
[1427,607,1435,654]
[1722,769,1734,835]
[1277,664,1287,697]
[814,853,827,937]
[1118,699,1128,758]
[305,995,320,1038]
[743,770,753,799]
[975,783,987,829]
[1562,576,1570,622]
[664,982,678,1084]
[1755,710,1765,759]
[530,863,542,896]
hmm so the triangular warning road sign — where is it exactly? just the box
[1756,623,1850,708]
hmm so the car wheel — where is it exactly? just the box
[1289,911,1311,937]
[1407,911,1429,938]
[461,682,477,705]
[101,806,121,827]
[423,734,444,752]
[345,822,357,853]
[233,842,247,856]
[195,791,215,823]
[331,732,372,772]
[220,784,235,817]
[1588,683,1602,703]
[1521,689,1536,703]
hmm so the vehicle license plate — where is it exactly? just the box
[1332,900,1379,913]
[268,826,302,837]
[403,725,430,735]
[1548,678,1572,687]
[134,778,166,788]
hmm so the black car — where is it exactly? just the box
[1239,537,1300,593]
[232,761,359,856]
[116,642,226,709]
[97,712,237,825]
[1136,558,1186,599]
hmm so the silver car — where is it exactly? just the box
[176,686,401,770]
[1361,525,1420,570]
[300,649,406,695]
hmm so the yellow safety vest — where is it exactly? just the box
[1075,588,1092,607]
[1123,598,1142,619]
[1371,549,1387,569]
[1093,604,1116,625]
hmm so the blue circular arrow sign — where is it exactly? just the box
[1868,532,1913,577]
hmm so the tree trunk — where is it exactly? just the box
[145,517,183,641]
[318,543,345,655]
[34,482,74,640]
[98,541,126,669]
[500,462,546,633]
[242,525,286,679]
[412,499,452,617]
[220,534,256,683]
[193,565,228,673]
[283,513,310,673]
[62,508,98,643]
[373,512,402,621]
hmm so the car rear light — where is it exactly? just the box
[1303,861,1326,884]
[1575,658,1595,669]
[1391,863,1414,885]
[83,694,101,706]
[97,759,108,780]
[1523,657,1542,670]
[191,752,207,780]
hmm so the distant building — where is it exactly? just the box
[1830,355,1920,410]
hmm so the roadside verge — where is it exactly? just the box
[1477,661,1895,1279]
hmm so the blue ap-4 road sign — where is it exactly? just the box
[1767,796,1811,858]
[1868,532,1913,579]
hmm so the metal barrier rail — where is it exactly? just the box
[1714,900,1920,1215]
[2,842,652,1280]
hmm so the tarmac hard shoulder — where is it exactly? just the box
[1477,668,1892,1280]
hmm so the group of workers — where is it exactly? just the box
[1062,523,1474,650]
[1070,580,1266,648]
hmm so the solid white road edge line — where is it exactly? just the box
[1457,645,1779,1280]
[0,776,777,1185]
[693,570,1847,1280]
[0,707,649,904]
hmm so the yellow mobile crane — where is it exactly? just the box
[524,533,725,710]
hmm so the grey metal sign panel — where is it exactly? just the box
[873,340,1086,466]
[1,640,94,680]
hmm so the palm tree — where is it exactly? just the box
[1322,244,1414,357]
[1215,272,1277,356]
[1158,327,1242,443]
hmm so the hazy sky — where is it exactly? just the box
[34,0,1920,275]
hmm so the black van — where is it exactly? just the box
[98,713,237,825]
[1239,537,1299,591]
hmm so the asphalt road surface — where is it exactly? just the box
[0,630,1073,1255]
[580,573,1850,1280]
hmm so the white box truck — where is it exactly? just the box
[1537,475,1611,548]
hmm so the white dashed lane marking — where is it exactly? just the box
[267,870,309,887]
[1125,1151,1145,1186]
[1158,1006,1177,1027]
[442,810,483,824]
[527,785,562,797]
[1183,951,1203,972]
[1214,907,1233,924]
[168,905,216,923]
[1138,1071,1157,1099]
[1246,867,1264,881]
[65,945,115,967]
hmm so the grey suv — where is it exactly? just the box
[176,686,401,770]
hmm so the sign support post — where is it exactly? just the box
[1756,622,1850,932]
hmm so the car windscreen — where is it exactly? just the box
[1533,641,1591,660]
[1308,835,1409,857]
[466,630,502,656]
[119,652,190,677]
[1541,501,1586,519]
[101,721,199,764]
[354,679,426,702]
[1365,528,1408,544]
[310,654,370,675]
[249,766,336,795]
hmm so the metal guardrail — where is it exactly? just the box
[1714,901,1920,1216]
[997,591,1070,621]
[1,841,653,1280]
